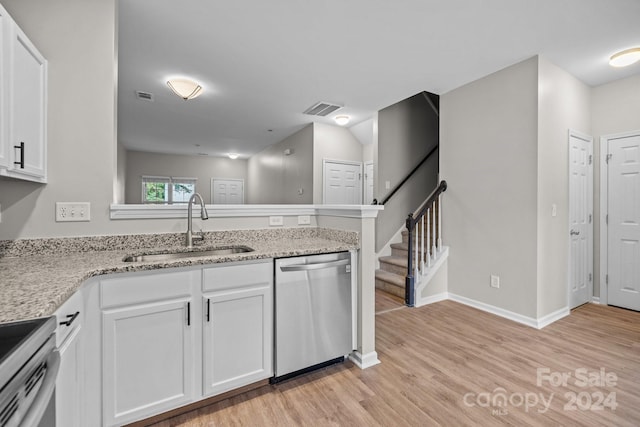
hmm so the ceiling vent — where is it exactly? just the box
[135,90,154,102]
[303,101,342,117]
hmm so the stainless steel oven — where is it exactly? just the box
[0,316,59,427]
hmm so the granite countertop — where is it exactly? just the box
[0,228,358,323]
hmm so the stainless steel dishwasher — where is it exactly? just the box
[273,251,354,382]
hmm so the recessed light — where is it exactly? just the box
[609,47,640,67]
[227,153,239,160]
[334,115,350,126]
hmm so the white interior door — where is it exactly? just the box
[607,134,640,311]
[323,160,362,204]
[364,162,374,204]
[568,131,593,309]
[212,179,244,204]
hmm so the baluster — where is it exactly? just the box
[432,200,437,257]
[414,220,419,279]
[426,208,431,268]
[420,215,425,274]
[437,194,443,251]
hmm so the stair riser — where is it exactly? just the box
[375,279,405,299]
[391,247,430,258]
[379,260,407,276]
[391,247,408,258]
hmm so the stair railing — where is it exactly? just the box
[405,180,447,306]
[373,144,438,206]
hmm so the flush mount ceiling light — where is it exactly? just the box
[166,78,203,100]
[609,47,640,67]
[227,153,239,160]
[334,115,350,126]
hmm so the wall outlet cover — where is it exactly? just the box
[269,216,284,226]
[490,274,500,289]
[298,215,311,225]
[56,202,91,222]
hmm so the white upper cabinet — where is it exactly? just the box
[0,5,9,169]
[0,4,47,182]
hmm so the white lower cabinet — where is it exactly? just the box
[202,261,273,396]
[99,260,273,426]
[55,290,84,427]
[101,269,198,427]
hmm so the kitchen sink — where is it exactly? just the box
[123,246,254,262]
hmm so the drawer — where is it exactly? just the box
[101,269,198,309]
[203,260,272,293]
[55,290,83,347]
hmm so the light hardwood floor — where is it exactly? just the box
[149,292,639,426]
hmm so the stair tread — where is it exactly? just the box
[375,269,405,287]
[390,242,408,250]
[379,255,408,267]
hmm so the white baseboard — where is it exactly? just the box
[414,247,449,307]
[536,306,570,329]
[447,293,568,329]
[415,292,448,307]
[591,296,601,304]
[349,351,381,369]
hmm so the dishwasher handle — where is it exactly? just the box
[279,258,349,272]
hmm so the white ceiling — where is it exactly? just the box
[117,0,640,158]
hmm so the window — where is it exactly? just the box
[142,176,197,204]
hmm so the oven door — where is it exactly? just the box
[0,334,60,427]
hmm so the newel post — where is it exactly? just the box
[405,213,415,307]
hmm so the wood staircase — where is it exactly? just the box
[375,181,447,305]
[375,229,428,299]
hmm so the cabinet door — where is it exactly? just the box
[8,23,46,181]
[56,326,83,427]
[103,299,195,427]
[55,291,84,427]
[202,264,273,396]
[0,6,8,169]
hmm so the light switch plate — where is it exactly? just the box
[56,202,91,222]
[269,216,284,226]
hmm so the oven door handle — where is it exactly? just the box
[21,349,61,427]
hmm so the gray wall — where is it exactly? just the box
[375,93,439,251]
[441,56,592,319]
[536,57,591,317]
[441,57,540,318]
[247,124,313,204]
[125,150,248,204]
[0,0,117,240]
[591,74,640,298]
[312,122,365,204]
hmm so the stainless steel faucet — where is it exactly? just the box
[186,192,209,248]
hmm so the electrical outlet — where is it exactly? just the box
[56,202,91,222]
[269,216,284,226]
[490,274,500,289]
[298,215,311,225]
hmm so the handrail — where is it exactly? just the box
[373,144,438,206]
[404,180,447,306]
[409,180,447,227]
